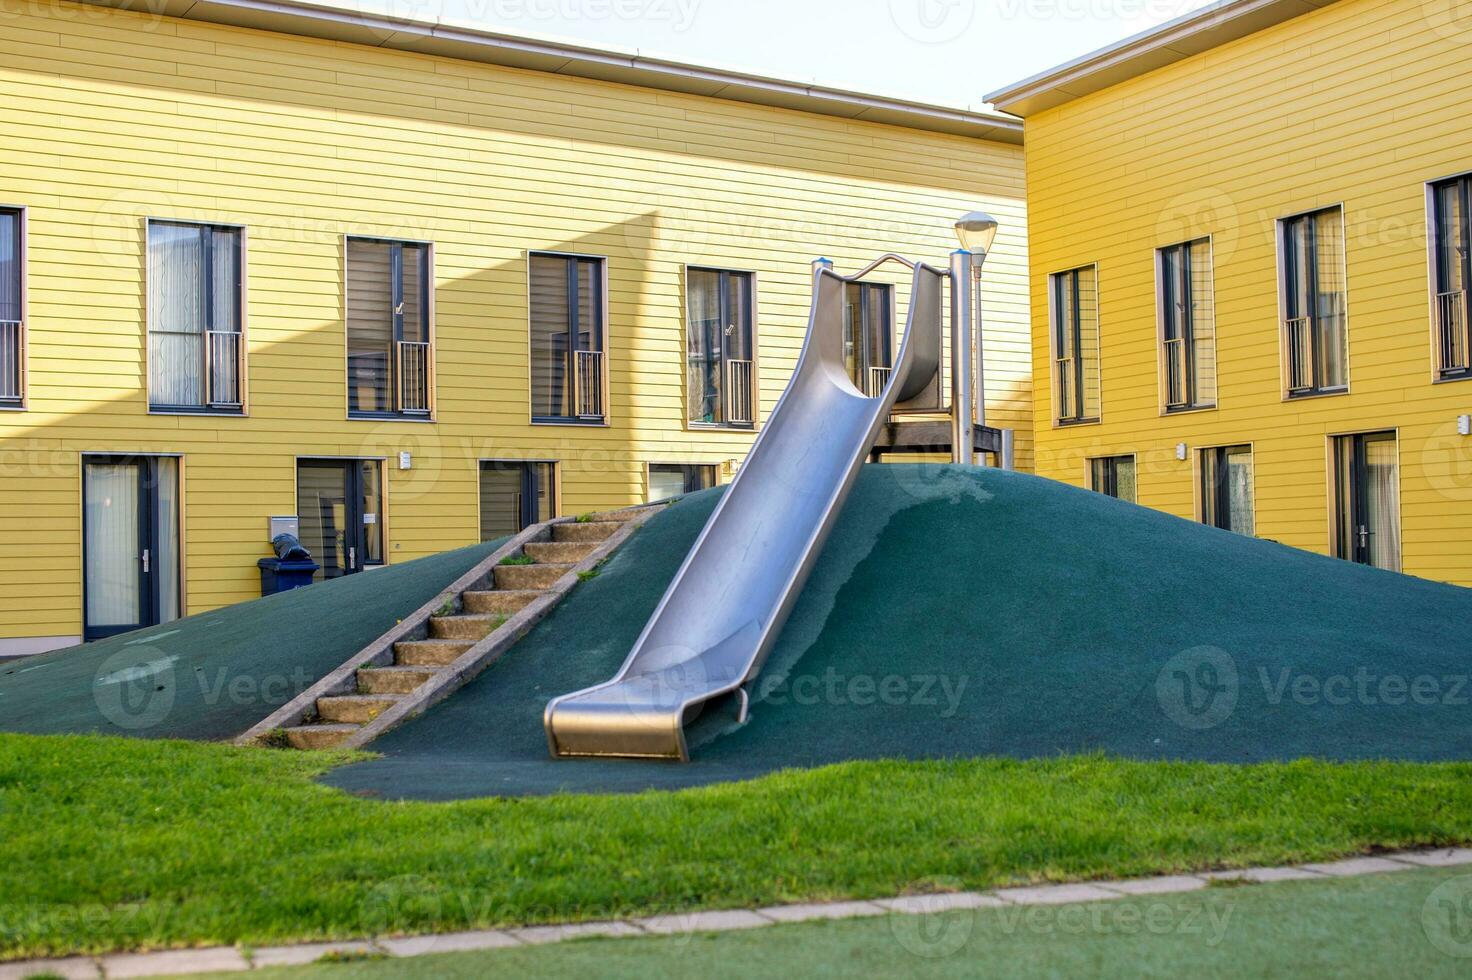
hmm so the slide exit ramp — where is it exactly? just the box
[545,256,945,760]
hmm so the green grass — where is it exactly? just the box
[4,734,1472,961]
[498,555,535,566]
[172,865,1472,979]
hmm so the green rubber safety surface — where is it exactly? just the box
[0,540,504,741]
[321,465,1472,800]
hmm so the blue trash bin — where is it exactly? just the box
[258,557,320,596]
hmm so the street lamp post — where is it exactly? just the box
[951,212,998,465]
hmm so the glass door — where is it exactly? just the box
[479,461,555,541]
[843,281,893,396]
[82,456,181,640]
[1333,432,1400,571]
[296,459,383,581]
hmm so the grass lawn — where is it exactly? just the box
[4,733,1472,961]
[171,864,1472,979]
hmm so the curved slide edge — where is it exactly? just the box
[544,258,945,760]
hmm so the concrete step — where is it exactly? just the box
[357,665,439,694]
[284,723,359,750]
[316,694,400,724]
[429,615,505,641]
[462,590,542,615]
[552,521,621,543]
[524,540,599,564]
[494,562,571,590]
[395,638,475,665]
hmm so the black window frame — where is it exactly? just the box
[1087,454,1135,502]
[1199,444,1254,535]
[1430,174,1472,381]
[146,219,246,416]
[0,205,25,409]
[1158,238,1215,412]
[648,462,717,501]
[1051,265,1099,425]
[1280,206,1348,398]
[345,236,433,421]
[529,251,607,425]
[478,460,556,541]
[685,266,756,429]
[842,280,894,396]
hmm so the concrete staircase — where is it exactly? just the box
[238,507,657,751]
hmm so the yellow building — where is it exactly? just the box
[989,0,1472,586]
[0,0,1030,653]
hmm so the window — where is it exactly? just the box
[0,207,23,407]
[479,461,555,541]
[296,459,383,581]
[1200,445,1254,536]
[530,252,606,422]
[147,220,244,412]
[1158,239,1216,411]
[1087,455,1135,503]
[1332,432,1400,572]
[686,268,754,427]
[82,455,181,640]
[1431,174,1471,380]
[1051,266,1100,423]
[648,463,716,503]
[346,238,431,418]
[843,281,893,396]
[1280,207,1347,396]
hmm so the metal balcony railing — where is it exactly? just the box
[1163,336,1187,409]
[397,340,431,415]
[1056,355,1075,419]
[0,320,20,404]
[725,358,753,424]
[1284,316,1314,394]
[205,330,242,408]
[572,349,605,419]
[862,365,891,398]
[1437,289,1469,377]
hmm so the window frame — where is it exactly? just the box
[292,455,390,577]
[342,235,436,422]
[683,264,759,431]
[1048,264,1101,426]
[0,204,27,410]
[1197,443,1255,536]
[1275,204,1350,400]
[527,250,609,426]
[646,462,718,502]
[1155,237,1217,414]
[1085,453,1135,503]
[1426,170,1472,383]
[842,279,896,397]
[145,217,249,417]
[476,458,559,541]
[1326,429,1401,572]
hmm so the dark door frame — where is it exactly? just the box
[479,459,556,536]
[81,454,179,641]
[1334,431,1396,566]
[296,458,381,577]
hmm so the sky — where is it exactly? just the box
[338,0,1222,110]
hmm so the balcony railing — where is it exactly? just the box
[1163,336,1187,409]
[396,340,431,415]
[0,320,20,405]
[572,349,605,419]
[1056,355,1075,419]
[725,358,753,424]
[862,365,892,398]
[205,330,242,408]
[1284,316,1314,394]
[1437,289,1469,377]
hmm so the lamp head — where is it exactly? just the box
[954,211,999,255]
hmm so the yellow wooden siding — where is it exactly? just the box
[0,0,1030,642]
[1023,0,1472,585]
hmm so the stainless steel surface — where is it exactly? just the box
[1437,289,1468,372]
[0,320,20,402]
[726,358,754,424]
[396,339,432,414]
[206,330,242,408]
[999,427,1016,470]
[949,249,975,465]
[572,349,605,419]
[545,255,946,760]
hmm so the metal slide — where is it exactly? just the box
[545,256,945,760]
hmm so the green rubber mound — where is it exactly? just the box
[0,540,504,741]
[323,465,1472,800]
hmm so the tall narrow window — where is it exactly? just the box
[1158,239,1216,411]
[346,238,431,418]
[1431,175,1471,380]
[687,268,755,427]
[1333,432,1400,572]
[1281,207,1347,396]
[479,461,555,541]
[148,220,243,412]
[1087,455,1135,503]
[0,207,22,407]
[1200,445,1254,536]
[530,253,606,422]
[648,463,716,503]
[843,281,893,396]
[1051,265,1100,423]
